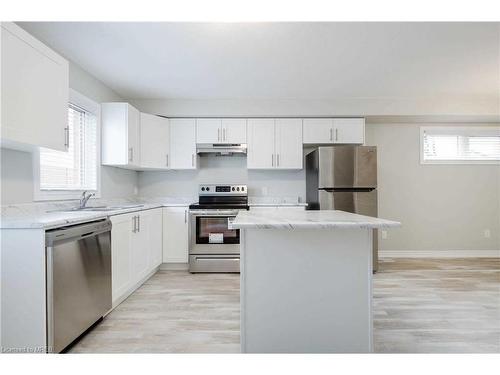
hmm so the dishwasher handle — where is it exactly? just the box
[46,219,112,246]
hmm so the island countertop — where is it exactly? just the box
[229,209,401,230]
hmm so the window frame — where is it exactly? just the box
[33,89,102,201]
[420,125,500,165]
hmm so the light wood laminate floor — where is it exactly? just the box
[69,258,500,353]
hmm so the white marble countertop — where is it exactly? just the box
[0,197,194,229]
[229,210,401,230]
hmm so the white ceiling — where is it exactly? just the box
[19,22,500,101]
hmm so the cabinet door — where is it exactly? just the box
[162,207,189,263]
[333,118,365,144]
[247,119,276,169]
[127,105,141,166]
[196,119,222,144]
[169,119,197,169]
[110,213,135,304]
[131,213,150,284]
[1,23,68,152]
[145,208,163,270]
[102,102,141,168]
[140,113,170,169]
[302,119,334,144]
[275,119,303,169]
[222,119,247,143]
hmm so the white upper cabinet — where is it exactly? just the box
[303,118,365,145]
[1,22,69,152]
[247,119,276,169]
[196,118,247,144]
[169,119,197,169]
[222,119,247,143]
[140,113,170,169]
[302,119,334,144]
[275,119,303,169]
[101,103,141,168]
[333,118,365,144]
[196,119,222,143]
[247,119,302,169]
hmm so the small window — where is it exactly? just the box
[34,90,101,200]
[421,126,500,164]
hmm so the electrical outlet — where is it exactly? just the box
[483,229,491,238]
[381,230,388,240]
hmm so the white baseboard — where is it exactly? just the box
[379,250,500,258]
[160,262,189,271]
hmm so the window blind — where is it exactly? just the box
[422,127,500,163]
[39,104,97,190]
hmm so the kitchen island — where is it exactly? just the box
[229,209,400,353]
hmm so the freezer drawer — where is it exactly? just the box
[318,189,377,216]
[318,190,379,272]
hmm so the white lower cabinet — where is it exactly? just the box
[110,208,162,306]
[147,209,163,269]
[162,207,189,263]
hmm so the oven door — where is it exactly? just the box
[189,210,240,255]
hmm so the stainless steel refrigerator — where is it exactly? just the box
[305,146,379,272]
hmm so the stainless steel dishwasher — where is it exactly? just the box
[45,219,112,353]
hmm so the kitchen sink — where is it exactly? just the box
[47,204,144,213]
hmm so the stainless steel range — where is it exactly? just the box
[188,184,248,273]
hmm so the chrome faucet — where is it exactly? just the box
[79,191,95,209]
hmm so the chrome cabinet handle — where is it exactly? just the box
[184,210,187,223]
[277,154,280,167]
[192,154,195,167]
[335,128,339,142]
[64,127,69,149]
[128,147,133,162]
[271,154,274,167]
[132,216,136,233]
[223,128,226,141]
[218,128,220,142]
[329,128,333,141]
[166,154,169,167]
[137,215,140,232]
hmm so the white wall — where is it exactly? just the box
[365,122,500,253]
[138,155,305,200]
[0,62,137,205]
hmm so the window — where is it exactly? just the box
[421,126,500,164]
[34,90,101,200]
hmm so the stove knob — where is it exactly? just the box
[232,187,235,191]
[236,187,240,191]
[206,187,210,191]
[201,187,205,191]
[242,186,245,191]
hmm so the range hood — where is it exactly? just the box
[196,143,247,156]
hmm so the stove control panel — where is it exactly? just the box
[199,184,247,195]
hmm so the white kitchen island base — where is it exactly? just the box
[231,209,400,353]
[240,228,373,353]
